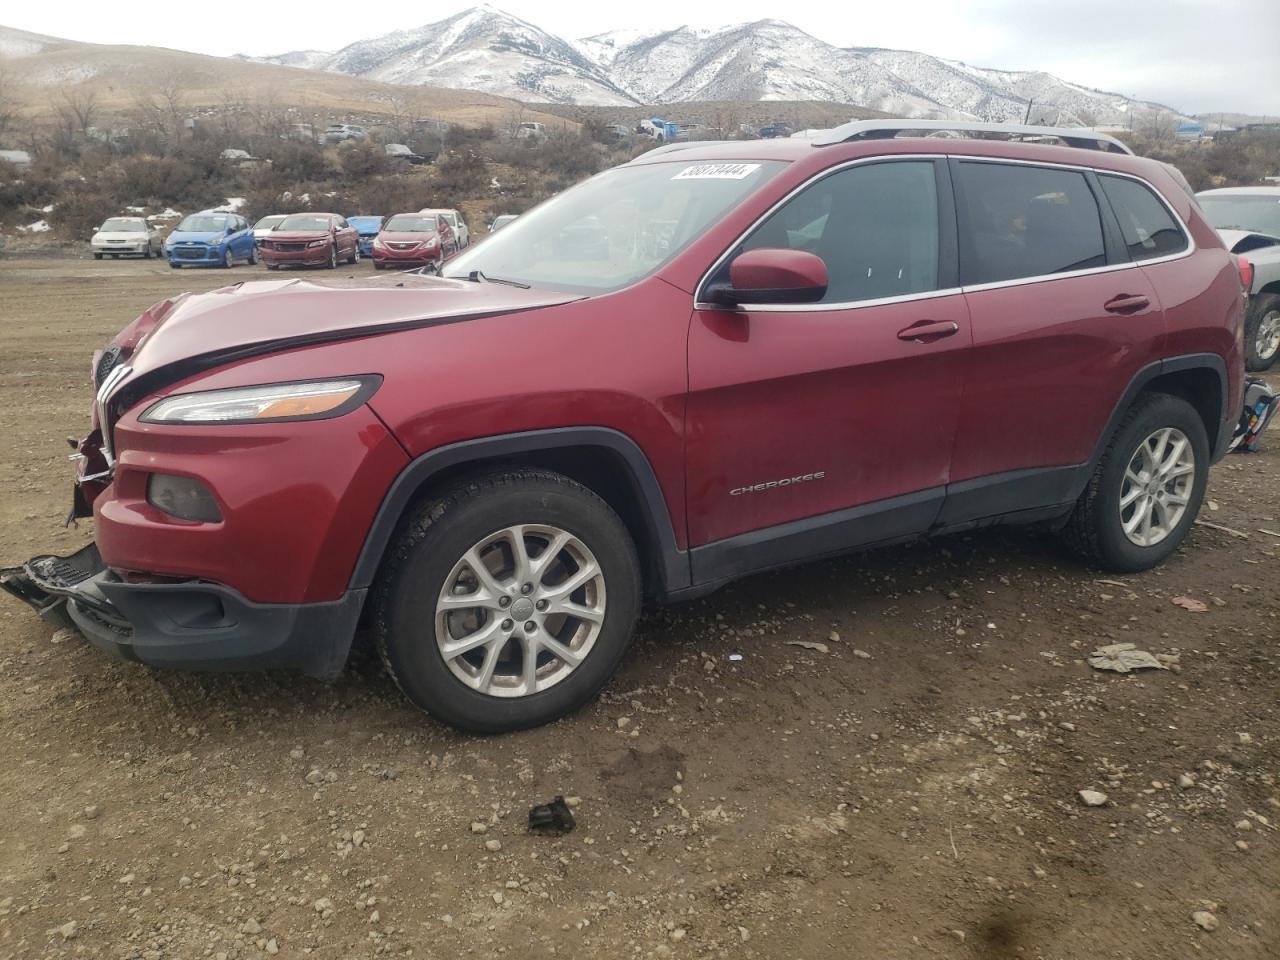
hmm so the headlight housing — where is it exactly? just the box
[307,239,329,248]
[141,377,381,425]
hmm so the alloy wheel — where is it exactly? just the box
[1119,427,1195,547]
[1257,308,1280,362]
[434,524,606,698]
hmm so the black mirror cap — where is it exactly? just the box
[702,281,828,307]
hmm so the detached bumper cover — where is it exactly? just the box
[1,544,362,678]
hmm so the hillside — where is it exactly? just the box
[0,24,570,130]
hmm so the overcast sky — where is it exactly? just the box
[7,0,1279,115]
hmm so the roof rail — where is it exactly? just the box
[810,119,1134,155]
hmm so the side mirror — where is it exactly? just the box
[704,248,828,306]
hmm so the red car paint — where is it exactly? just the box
[258,213,359,269]
[31,135,1247,657]
[371,212,458,269]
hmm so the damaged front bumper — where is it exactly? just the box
[1,543,363,678]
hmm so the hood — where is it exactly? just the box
[168,230,229,245]
[377,231,439,244]
[348,218,383,236]
[109,276,585,403]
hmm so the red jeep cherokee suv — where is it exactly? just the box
[2,121,1246,732]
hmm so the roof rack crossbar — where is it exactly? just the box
[811,119,1133,155]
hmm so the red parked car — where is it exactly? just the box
[371,212,458,271]
[2,121,1246,733]
[259,213,360,270]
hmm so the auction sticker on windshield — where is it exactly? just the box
[672,163,762,180]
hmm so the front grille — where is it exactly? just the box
[174,246,205,260]
[95,344,123,387]
[275,242,307,252]
[388,242,419,251]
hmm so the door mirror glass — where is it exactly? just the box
[707,248,828,305]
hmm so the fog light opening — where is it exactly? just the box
[146,474,223,523]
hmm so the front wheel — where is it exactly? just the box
[93,253,103,260]
[222,247,234,269]
[1245,293,1280,371]
[248,244,259,266]
[1062,392,1209,572]
[374,470,641,733]
[349,245,360,265]
[327,245,338,269]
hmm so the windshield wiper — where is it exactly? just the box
[466,269,531,289]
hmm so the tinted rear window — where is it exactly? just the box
[1100,175,1188,261]
[956,161,1106,285]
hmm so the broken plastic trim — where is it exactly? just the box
[528,796,576,834]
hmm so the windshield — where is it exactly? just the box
[99,218,146,232]
[253,215,285,230]
[384,216,437,232]
[277,215,332,232]
[176,215,230,233]
[1199,195,1280,237]
[443,159,785,293]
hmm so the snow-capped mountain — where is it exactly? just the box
[254,6,1187,124]
[260,6,634,106]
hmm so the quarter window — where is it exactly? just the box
[955,161,1106,285]
[730,160,941,303]
[1099,175,1188,261]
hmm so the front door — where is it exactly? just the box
[686,158,970,581]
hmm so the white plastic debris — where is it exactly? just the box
[1087,643,1167,673]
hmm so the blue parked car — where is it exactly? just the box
[167,212,257,268]
[347,216,384,258]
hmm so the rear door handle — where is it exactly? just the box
[1104,294,1151,314]
[897,320,959,342]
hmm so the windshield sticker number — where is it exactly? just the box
[672,163,762,181]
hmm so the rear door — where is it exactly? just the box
[943,158,1165,523]
[686,157,970,578]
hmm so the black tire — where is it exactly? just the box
[348,245,360,265]
[373,469,642,733]
[222,247,234,269]
[1062,392,1209,572]
[327,245,338,269]
[373,261,385,270]
[1244,292,1280,372]
[248,245,259,266]
[93,253,102,260]
[143,245,152,260]
[169,262,180,269]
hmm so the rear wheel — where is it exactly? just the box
[1245,293,1280,371]
[1062,393,1209,571]
[374,470,641,733]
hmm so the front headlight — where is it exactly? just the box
[307,239,329,248]
[141,377,381,425]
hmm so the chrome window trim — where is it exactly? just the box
[693,154,1195,313]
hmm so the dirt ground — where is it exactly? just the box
[0,255,1277,960]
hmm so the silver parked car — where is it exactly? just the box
[91,217,163,260]
[1197,186,1280,370]
[252,214,287,244]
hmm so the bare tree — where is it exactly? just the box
[0,66,19,141]
[53,84,99,139]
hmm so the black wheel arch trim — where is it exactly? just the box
[1090,352,1231,467]
[348,426,691,596]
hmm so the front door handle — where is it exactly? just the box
[1104,294,1151,314]
[897,320,960,342]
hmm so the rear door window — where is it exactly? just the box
[1099,175,1188,261]
[955,161,1106,285]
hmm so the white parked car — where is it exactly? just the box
[251,214,287,244]
[1197,186,1280,370]
[91,217,163,260]
[422,207,469,248]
